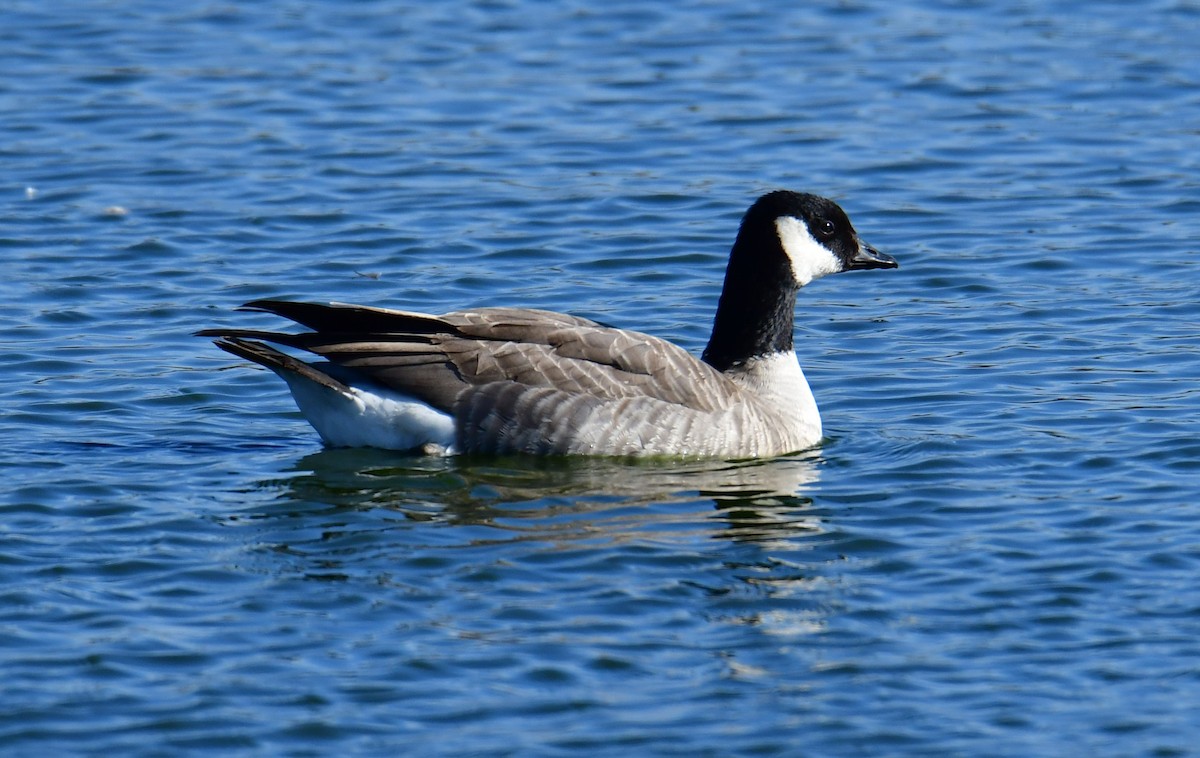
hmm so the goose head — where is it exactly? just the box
[742,190,897,288]
[702,191,897,371]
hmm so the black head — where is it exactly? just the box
[701,190,897,371]
[739,190,897,287]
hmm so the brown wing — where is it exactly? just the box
[200,300,739,414]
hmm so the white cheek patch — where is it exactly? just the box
[775,216,842,286]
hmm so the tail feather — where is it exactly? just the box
[209,337,351,395]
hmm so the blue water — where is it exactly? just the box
[4,1,1200,754]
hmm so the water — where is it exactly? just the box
[3,0,1200,754]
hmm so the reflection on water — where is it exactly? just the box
[228,447,839,659]
[231,448,826,551]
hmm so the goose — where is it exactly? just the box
[199,190,897,457]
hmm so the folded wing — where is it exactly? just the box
[199,299,739,415]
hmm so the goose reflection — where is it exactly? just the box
[245,448,827,547]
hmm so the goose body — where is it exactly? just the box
[200,191,896,458]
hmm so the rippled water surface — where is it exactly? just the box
[4,1,1200,755]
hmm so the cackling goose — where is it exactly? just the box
[199,190,897,457]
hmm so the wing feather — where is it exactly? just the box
[201,301,741,417]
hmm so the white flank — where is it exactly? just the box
[281,373,457,453]
[775,216,841,286]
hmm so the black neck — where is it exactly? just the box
[701,233,799,372]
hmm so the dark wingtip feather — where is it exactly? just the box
[232,299,457,336]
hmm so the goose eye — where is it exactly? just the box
[815,219,836,239]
